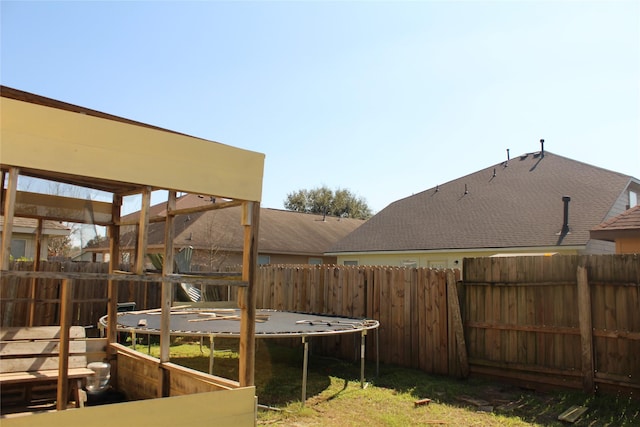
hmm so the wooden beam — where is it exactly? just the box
[577,258,595,394]
[14,191,113,224]
[116,199,243,226]
[1,167,18,270]
[28,219,43,326]
[107,195,122,346]
[159,191,176,397]
[163,191,176,276]
[107,195,121,390]
[238,201,260,387]
[135,187,151,275]
[56,279,73,410]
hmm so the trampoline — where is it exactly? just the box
[99,307,380,403]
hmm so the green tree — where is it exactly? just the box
[284,186,372,219]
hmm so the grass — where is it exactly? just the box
[129,337,640,426]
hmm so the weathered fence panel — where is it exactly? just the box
[462,254,640,394]
[254,265,455,375]
[1,262,161,335]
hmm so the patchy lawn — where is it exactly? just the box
[133,337,639,426]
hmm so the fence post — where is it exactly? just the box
[576,258,595,394]
[447,270,469,378]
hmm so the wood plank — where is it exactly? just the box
[0,367,95,384]
[0,340,88,357]
[558,405,588,423]
[0,355,88,374]
[0,326,86,341]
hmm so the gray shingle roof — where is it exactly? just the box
[117,194,365,255]
[329,151,635,253]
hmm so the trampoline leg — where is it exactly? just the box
[376,327,380,378]
[131,330,136,351]
[360,330,366,388]
[301,336,309,405]
[209,335,215,375]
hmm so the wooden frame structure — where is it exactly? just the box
[0,86,264,425]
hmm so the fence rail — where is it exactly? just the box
[2,254,638,394]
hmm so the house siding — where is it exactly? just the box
[336,247,581,269]
[10,233,51,260]
[617,237,640,254]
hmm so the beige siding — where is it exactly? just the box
[337,247,581,269]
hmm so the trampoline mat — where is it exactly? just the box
[109,309,379,337]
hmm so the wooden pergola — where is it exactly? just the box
[0,86,264,424]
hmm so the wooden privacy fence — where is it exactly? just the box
[3,255,638,395]
[1,262,466,377]
[0,262,162,334]
[255,265,466,377]
[462,254,640,394]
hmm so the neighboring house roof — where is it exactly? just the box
[0,217,70,235]
[329,151,637,254]
[590,205,640,241]
[94,194,365,256]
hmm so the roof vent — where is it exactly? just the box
[464,184,469,195]
[561,195,570,234]
[505,148,510,166]
[540,139,545,156]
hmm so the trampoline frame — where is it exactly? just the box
[99,308,380,404]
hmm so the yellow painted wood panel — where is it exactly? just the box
[0,387,257,427]
[1,98,265,202]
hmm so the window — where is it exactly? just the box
[10,239,26,259]
[258,255,271,265]
[630,191,638,208]
[343,260,358,266]
[402,260,417,268]
[308,258,322,265]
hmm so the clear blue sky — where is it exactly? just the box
[2,0,639,215]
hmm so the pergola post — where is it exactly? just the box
[159,191,176,397]
[238,201,260,387]
[28,219,43,326]
[135,187,151,275]
[107,195,122,346]
[1,167,19,327]
[1,167,18,270]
